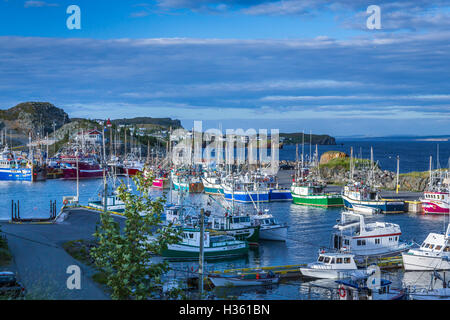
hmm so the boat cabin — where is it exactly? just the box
[332,211,404,256]
[315,253,357,270]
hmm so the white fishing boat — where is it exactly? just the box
[408,271,450,300]
[251,212,288,241]
[402,223,450,271]
[300,252,359,279]
[331,211,412,258]
[209,271,279,287]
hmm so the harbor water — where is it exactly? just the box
[0,140,449,299]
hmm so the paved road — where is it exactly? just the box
[0,208,124,300]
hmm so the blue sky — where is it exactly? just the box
[0,0,449,136]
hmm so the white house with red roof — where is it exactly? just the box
[74,129,103,144]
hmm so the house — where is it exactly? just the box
[74,129,103,144]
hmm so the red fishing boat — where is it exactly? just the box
[59,155,105,179]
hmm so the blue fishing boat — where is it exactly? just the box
[223,181,269,203]
[0,145,33,182]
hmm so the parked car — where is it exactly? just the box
[0,272,25,298]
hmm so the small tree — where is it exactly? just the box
[91,171,181,300]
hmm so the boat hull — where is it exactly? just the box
[224,191,269,203]
[292,194,343,207]
[62,168,104,179]
[162,243,248,260]
[209,276,279,287]
[343,195,405,213]
[0,168,33,181]
[420,200,449,215]
[300,268,355,279]
[269,189,292,202]
[259,226,288,241]
[204,186,223,195]
[402,252,450,271]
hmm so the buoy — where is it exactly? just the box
[339,287,346,298]
[63,199,68,205]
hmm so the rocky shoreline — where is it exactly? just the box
[278,159,430,192]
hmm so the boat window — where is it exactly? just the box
[189,233,194,239]
[357,240,366,246]
[336,258,343,264]
[330,258,335,264]
[444,246,450,252]
[344,258,351,264]
[435,245,442,251]
[323,257,330,263]
[375,239,380,245]
[429,244,434,249]
[318,256,324,262]
[424,243,430,248]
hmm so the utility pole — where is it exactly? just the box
[198,208,205,299]
[102,126,107,213]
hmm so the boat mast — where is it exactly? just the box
[350,147,354,182]
[396,155,400,194]
[198,208,205,299]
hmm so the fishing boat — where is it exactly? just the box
[223,181,269,203]
[402,223,450,271]
[420,171,449,215]
[407,271,450,300]
[291,181,343,208]
[331,211,412,258]
[202,171,223,195]
[300,252,359,279]
[335,272,405,300]
[59,155,104,179]
[88,171,126,213]
[208,214,260,245]
[209,271,279,287]
[342,183,405,214]
[122,159,144,176]
[251,211,288,241]
[172,171,204,193]
[0,145,34,181]
[160,228,249,260]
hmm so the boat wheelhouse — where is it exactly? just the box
[342,183,405,214]
[161,228,249,260]
[402,223,450,271]
[332,211,411,258]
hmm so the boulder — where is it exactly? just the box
[319,151,348,165]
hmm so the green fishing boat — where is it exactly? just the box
[161,228,249,260]
[291,183,343,208]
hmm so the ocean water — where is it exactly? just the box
[280,140,450,173]
[0,140,449,299]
